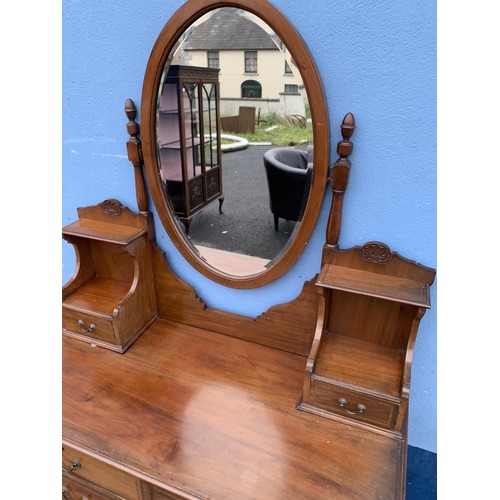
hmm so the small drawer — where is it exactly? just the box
[309,379,399,429]
[62,307,116,344]
[62,474,119,499]
[149,483,186,499]
[62,443,140,499]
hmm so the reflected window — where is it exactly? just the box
[284,84,299,94]
[207,50,219,69]
[284,60,293,74]
[241,80,262,98]
[245,51,258,73]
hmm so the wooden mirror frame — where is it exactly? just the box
[140,0,329,288]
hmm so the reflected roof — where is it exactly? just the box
[183,8,279,51]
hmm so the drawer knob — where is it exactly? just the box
[77,320,96,334]
[62,458,81,475]
[338,398,366,415]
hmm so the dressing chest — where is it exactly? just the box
[62,0,435,497]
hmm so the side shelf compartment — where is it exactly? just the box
[62,199,157,352]
[299,242,435,437]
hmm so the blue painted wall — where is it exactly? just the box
[63,0,436,452]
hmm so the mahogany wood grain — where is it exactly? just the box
[63,320,405,499]
[302,290,327,402]
[401,306,428,401]
[150,243,318,356]
[62,237,97,301]
[301,242,435,441]
[322,243,436,285]
[125,98,150,216]
[317,264,431,308]
[63,443,142,499]
[76,200,150,230]
[319,244,435,350]
[308,379,400,430]
[62,474,122,500]
[327,290,416,349]
[62,219,146,245]
[326,112,355,248]
[314,332,404,398]
[84,240,137,283]
[62,201,158,352]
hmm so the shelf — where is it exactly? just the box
[159,140,183,149]
[314,332,404,399]
[63,276,131,317]
[159,108,191,115]
[62,219,145,245]
[159,138,201,149]
[316,264,430,308]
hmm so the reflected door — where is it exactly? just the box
[202,82,223,202]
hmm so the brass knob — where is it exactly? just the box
[62,458,81,475]
[338,398,366,415]
[77,320,96,333]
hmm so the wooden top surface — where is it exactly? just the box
[317,264,431,308]
[62,218,146,245]
[63,319,403,499]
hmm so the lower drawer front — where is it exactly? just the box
[62,307,116,344]
[149,484,187,499]
[62,474,120,499]
[310,379,399,429]
[62,444,140,499]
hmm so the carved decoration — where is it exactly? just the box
[360,242,392,264]
[191,185,202,202]
[100,199,123,216]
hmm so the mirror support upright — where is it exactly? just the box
[125,98,155,240]
[325,112,355,248]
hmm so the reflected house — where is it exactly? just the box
[173,8,306,121]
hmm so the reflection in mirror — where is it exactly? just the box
[156,7,313,276]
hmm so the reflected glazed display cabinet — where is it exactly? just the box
[157,64,223,233]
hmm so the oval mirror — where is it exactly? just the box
[141,0,329,288]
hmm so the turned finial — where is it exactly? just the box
[125,98,136,118]
[125,98,149,215]
[341,112,355,139]
[336,112,355,158]
[125,98,140,140]
[325,112,356,248]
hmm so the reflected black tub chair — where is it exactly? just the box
[263,147,312,231]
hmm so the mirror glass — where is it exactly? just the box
[156,7,313,277]
[141,0,329,288]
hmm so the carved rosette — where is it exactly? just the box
[100,199,123,216]
[361,242,392,264]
